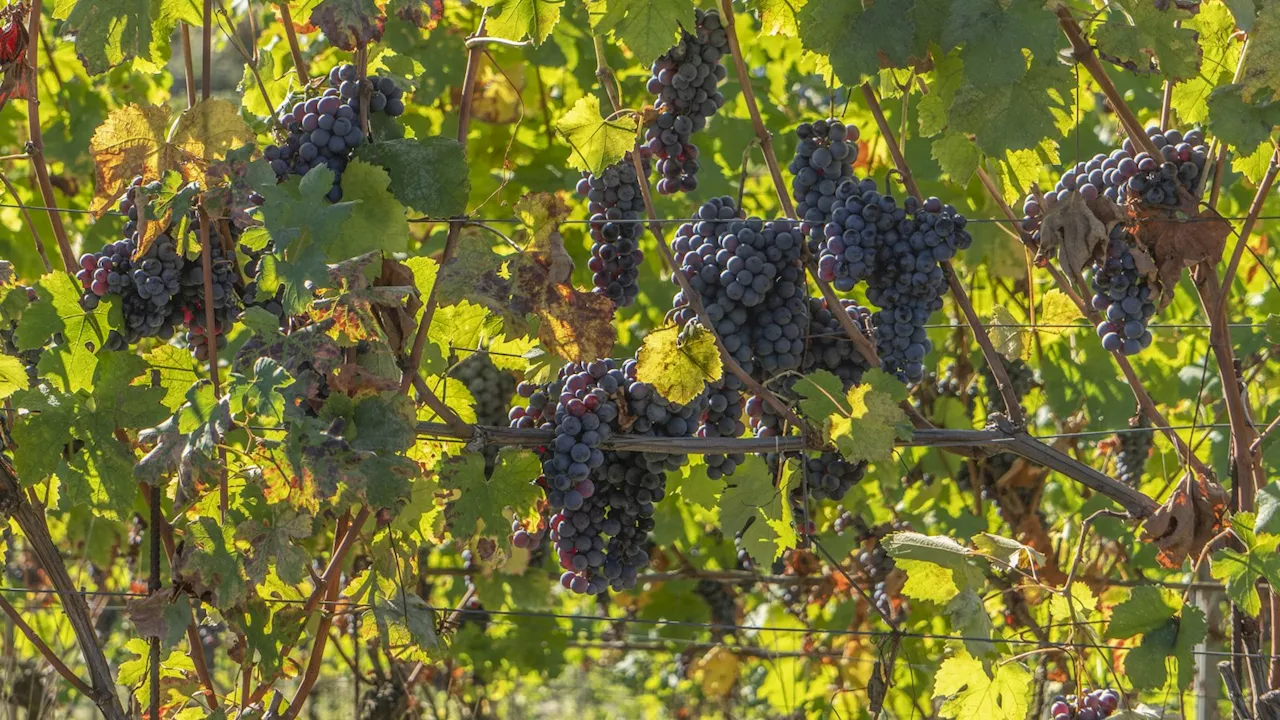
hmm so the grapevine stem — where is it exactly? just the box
[279,2,309,83]
[202,0,212,100]
[0,462,127,719]
[0,592,93,697]
[182,24,198,108]
[415,421,1161,517]
[137,482,221,712]
[23,0,75,274]
[858,81,1027,427]
[1055,8,1161,159]
[1217,145,1280,318]
[398,18,486,436]
[280,510,361,719]
[246,507,371,709]
[0,169,51,272]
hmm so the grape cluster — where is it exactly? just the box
[694,579,737,637]
[671,196,809,376]
[264,64,404,202]
[817,179,971,382]
[803,297,873,388]
[699,374,746,480]
[77,179,242,355]
[450,350,516,427]
[645,9,728,195]
[1115,416,1152,487]
[800,452,866,504]
[1090,224,1156,355]
[853,524,909,621]
[978,356,1037,419]
[513,359,703,594]
[1050,688,1121,720]
[358,682,407,720]
[789,119,859,248]
[1021,127,1208,241]
[577,156,647,307]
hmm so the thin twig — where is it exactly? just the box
[0,169,51,272]
[0,592,92,697]
[0,461,126,719]
[23,0,75,273]
[279,2,309,83]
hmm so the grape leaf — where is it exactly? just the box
[1092,0,1201,82]
[1207,84,1280,152]
[476,0,561,45]
[17,272,118,352]
[11,387,75,482]
[933,653,1032,720]
[58,0,201,76]
[932,131,980,184]
[439,449,541,538]
[943,0,1060,89]
[588,0,685,64]
[254,166,356,314]
[1106,584,1180,639]
[1123,604,1207,690]
[949,62,1074,155]
[717,455,796,565]
[919,52,964,137]
[1210,512,1280,616]
[92,351,169,430]
[514,191,571,250]
[829,369,912,466]
[143,344,202,411]
[1173,2,1241,125]
[1241,2,1280,102]
[310,0,385,50]
[338,159,412,256]
[236,509,314,586]
[1223,0,1260,32]
[555,95,638,176]
[797,0,916,86]
[635,323,722,406]
[883,531,986,590]
[354,136,470,217]
[125,590,191,648]
[895,557,959,604]
[1257,483,1280,535]
[0,355,27,401]
[89,99,255,216]
[792,370,845,434]
[749,0,806,37]
[351,392,417,453]
[671,460,722,511]
[116,639,194,707]
[361,593,441,661]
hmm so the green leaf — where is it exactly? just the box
[1092,0,1201,82]
[793,369,846,433]
[476,0,562,44]
[236,509,313,586]
[932,131,980,184]
[1267,314,1280,345]
[439,449,542,538]
[1123,605,1207,690]
[0,355,28,401]
[1241,2,1280,102]
[1173,2,1241,125]
[882,531,986,591]
[589,0,685,64]
[351,393,417,453]
[360,593,442,661]
[1207,84,1280,152]
[934,653,1032,720]
[181,516,249,607]
[798,0,915,86]
[18,272,119,353]
[972,533,1046,569]
[354,136,470,218]
[11,388,75,482]
[671,460,722,511]
[1256,485,1280,535]
[555,96,639,175]
[943,0,1060,89]
[635,324,722,406]
[1223,0,1260,32]
[1107,585,1180,639]
[829,368,911,466]
[254,167,356,314]
[143,344,203,411]
[749,0,807,37]
[717,455,796,565]
[59,0,200,75]
[950,61,1074,155]
[338,159,412,257]
[1210,515,1280,617]
[309,0,385,51]
[896,557,960,604]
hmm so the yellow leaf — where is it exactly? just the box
[693,646,739,699]
[988,305,1027,361]
[1037,289,1082,336]
[635,324,722,406]
[934,653,1032,720]
[555,95,638,175]
[90,99,254,218]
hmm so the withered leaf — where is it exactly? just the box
[512,255,615,361]
[1142,475,1228,568]
[1137,206,1232,312]
[1035,191,1115,285]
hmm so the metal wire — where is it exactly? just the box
[7,201,1280,227]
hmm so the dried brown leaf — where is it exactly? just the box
[1137,206,1232,312]
[1035,192,1115,285]
[1142,476,1228,568]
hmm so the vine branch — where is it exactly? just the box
[23,0,75,274]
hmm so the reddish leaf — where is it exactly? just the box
[1135,205,1232,311]
[310,0,385,51]
[513,256,616,361]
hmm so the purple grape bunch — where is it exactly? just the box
[577,156,647,308]
[789,119,859,249]
[1089,224,1156,355]
[263,64,405,202]
[1020,126,1208,241]
[1049,688,1121,720]
[645,9,728,195]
